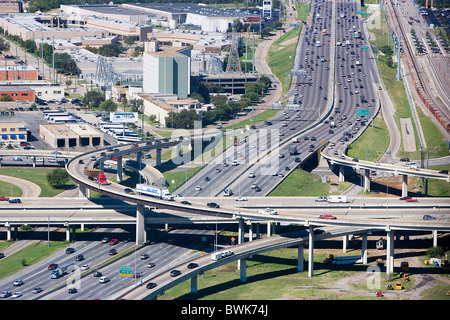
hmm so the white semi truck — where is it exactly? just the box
[136,184,174,201]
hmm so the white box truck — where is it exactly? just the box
[136,184,174,201]
[211,252,223,261]
[328,196,347,203]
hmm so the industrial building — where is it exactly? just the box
[39,123,104,148]
[0,0,22,14]
[0,81,64,101]
[143,40,191,99]
[0,85,34,100]
[0,65,38,81]
[123,2,264,32]
[0,121,27,144]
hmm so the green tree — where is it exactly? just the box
[47,168,69,188]
[82,91,105,109]
[99,99,118,113]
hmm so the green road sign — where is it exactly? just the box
[356,109,370,116]
[361,45,368,50]
[119,266,132,276]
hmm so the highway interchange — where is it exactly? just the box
[0,0,449,302]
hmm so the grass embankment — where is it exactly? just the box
[158,233,450,300]
[0,167,76,197]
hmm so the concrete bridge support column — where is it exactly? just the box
[136,204,146,245]
[78,185,90,198]
[256,223,260,239]
[65,224,70,242]
[308,227,315,278]
[238,219,245,270]
[267,221,272,237]
[361,233,367,264]
[240,258,247,283]
[364,169,371,192]
[117,156,123,182]
[401,174,408,198]
[343,235,348,253]
[156,148,161,166]
[238,218,245,244]
[5,223,11,241]
[362,233,368,264]
[98,160,104,172]
[386,230,395,278]
[339,165,345,182]
[249,223,254,242]
[433,230,438,247]
[298,243,304,272]
[190,275,198,294]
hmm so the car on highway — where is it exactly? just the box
[32,287,43,294]
[187,263,198,269]
[13,280,23,286]
[181,200,191,205]
[423,215,436,220]
[195,186,202,191]
[13,157,23,161]
[75,254,84,261]
[146,262,156,268]
[109,239,119,245]
[101,237,109,243]
[8,199,21,203]
[68,288,77,294]
[406,198,418,202]
[93,271,103,277]
[66,248,75,254]
[235,197,247,201]
[317,214,336,220]
[0,197,9,201]
[170,270,182,277]
[207,202,220,208]
[146,282,158,289]
[140,254,149,260]
[258,208,278,215]
[399,197,412,201]
[315,196,327,202]
[11,292,22,298]
[108,249,117,255]
[0,291,12,298]
[81,265,90,271]
[48,263,58,270]
[99,276,109,283]
[439,170,448,174]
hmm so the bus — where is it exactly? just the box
[48,116,77,123]
[44,112,69,120]
[117,136,142,144]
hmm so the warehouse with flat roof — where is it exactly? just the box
[39,123,104,148]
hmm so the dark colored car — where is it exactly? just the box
[181,200,191,205]
[187,263,198,269]
[8,199,21,203]
[423,215,436,220]
[66,248,75,254]
[146,282,158,289]
[170,270,181,277]
[207,202,220,208]
[48,264,58,270]
[108,249,117,255]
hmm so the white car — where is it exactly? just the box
[258,208,278,215]
[81,265,90,271]
[12,292,22,298]
[248,173,255,178]
[99,276,109,284]
[235,197,247,201]
[195,186,202,191]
